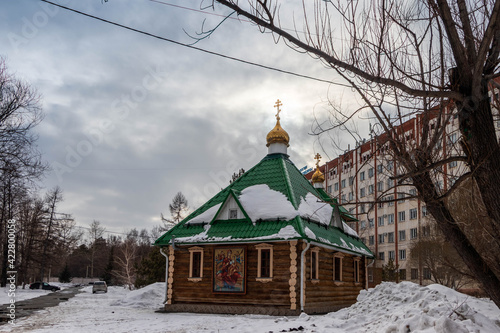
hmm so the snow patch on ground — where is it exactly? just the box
[1,281,498,333]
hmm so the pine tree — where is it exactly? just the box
[382,259,399,282]
[135,247,166,288]
[58,264,72,283]
[161,192,189,231]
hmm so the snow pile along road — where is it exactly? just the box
[110,283,164,309]
[324,281,500,333]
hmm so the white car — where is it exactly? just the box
[92,281,108,293]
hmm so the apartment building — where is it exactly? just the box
[308,98,500,288]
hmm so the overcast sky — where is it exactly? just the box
[1,0,363,236]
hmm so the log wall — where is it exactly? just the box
[164,240,366,315]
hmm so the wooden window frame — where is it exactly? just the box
[188,246,204,282]
[333,252,345,285]
[255,243,273,282]
[353,257,361,284]
[310,247,320,283]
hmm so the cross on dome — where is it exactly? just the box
[274,99,282,119]
[314,153,322,167]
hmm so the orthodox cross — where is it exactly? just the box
[274,99,282,119]
[314,153,322,167]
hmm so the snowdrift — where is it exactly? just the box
[110,283,164,309]
[325,281,500,333]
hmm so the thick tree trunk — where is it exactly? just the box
[457,85,500,242]
[414,172,500,308]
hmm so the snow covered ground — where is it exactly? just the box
[0,283,74,304]
[0,281,498,332]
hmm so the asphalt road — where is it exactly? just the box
[0,287,82,324]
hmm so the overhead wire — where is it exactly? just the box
[39,0,352,88]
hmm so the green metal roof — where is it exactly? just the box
[154,153,373,258]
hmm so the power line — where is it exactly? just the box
[39,0,351,88]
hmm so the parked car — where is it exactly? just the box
[92,281,107,294]
[29,282,60,291]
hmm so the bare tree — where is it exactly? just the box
[113,238,137,290]
[206,0,500,307]
[0,57,47,286]
[88,220,106,279]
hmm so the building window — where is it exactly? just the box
[353,257,361,283]
[399,230,406,241]
[360,237,366,244]
[360,171,365,181]
[341,194,346,203]
[388,213,394,224]
[399,249,406,260]
[387,178,394,188]
[411,268,419,280]
[368,168,374,178]
[399,269,406,280]
[311,247,320,281]
[449,160,458,168]
[398,193,405,203]
[388,250,395,260]
[423,267,432,280]
[377,181,384,192]
[399,211,406,222]
[327,185,332,194]
[334,182,339,191]
[422,206,427,217]
[256,243,273,281]
[360,187,366,197]
[360,204,366,213]
[410,228,418,239]
[188,247,204,281]
[388,232,394,243]
[333,253,344,282]
[349,176,354,186]
[377,164,383,173]
[422,225,431,237]
[369,236,375,245]
[378,216,384,226]
[348,192,354,201]
[379,234,385,244]
[387,162,393,171]
[410,208,417,220]
[378,201,384,208]
[378,252,385,260]
[368,184,374,195]
[368,218,374,228]
[387,195,394,206]
[360,220,366,229]
[229,208,238,219]
[341,179,346,188]
[409,188,417,198]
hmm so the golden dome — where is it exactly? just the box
[311,168,325,183]
[266,99,290,147]
[311,153,325,184]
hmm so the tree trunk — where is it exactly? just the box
[414,172,500,308]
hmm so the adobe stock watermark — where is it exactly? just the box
[7,1,66,51]
[6,219,17,325]
[201,140,258,200]
[52,65,167,182]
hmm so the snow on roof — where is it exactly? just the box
[297,193,333,225]
[174,225,300,244]
[238,184,298,222]
[298,193,359,238]
[186,203,222,224]
[342,222,358,238]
